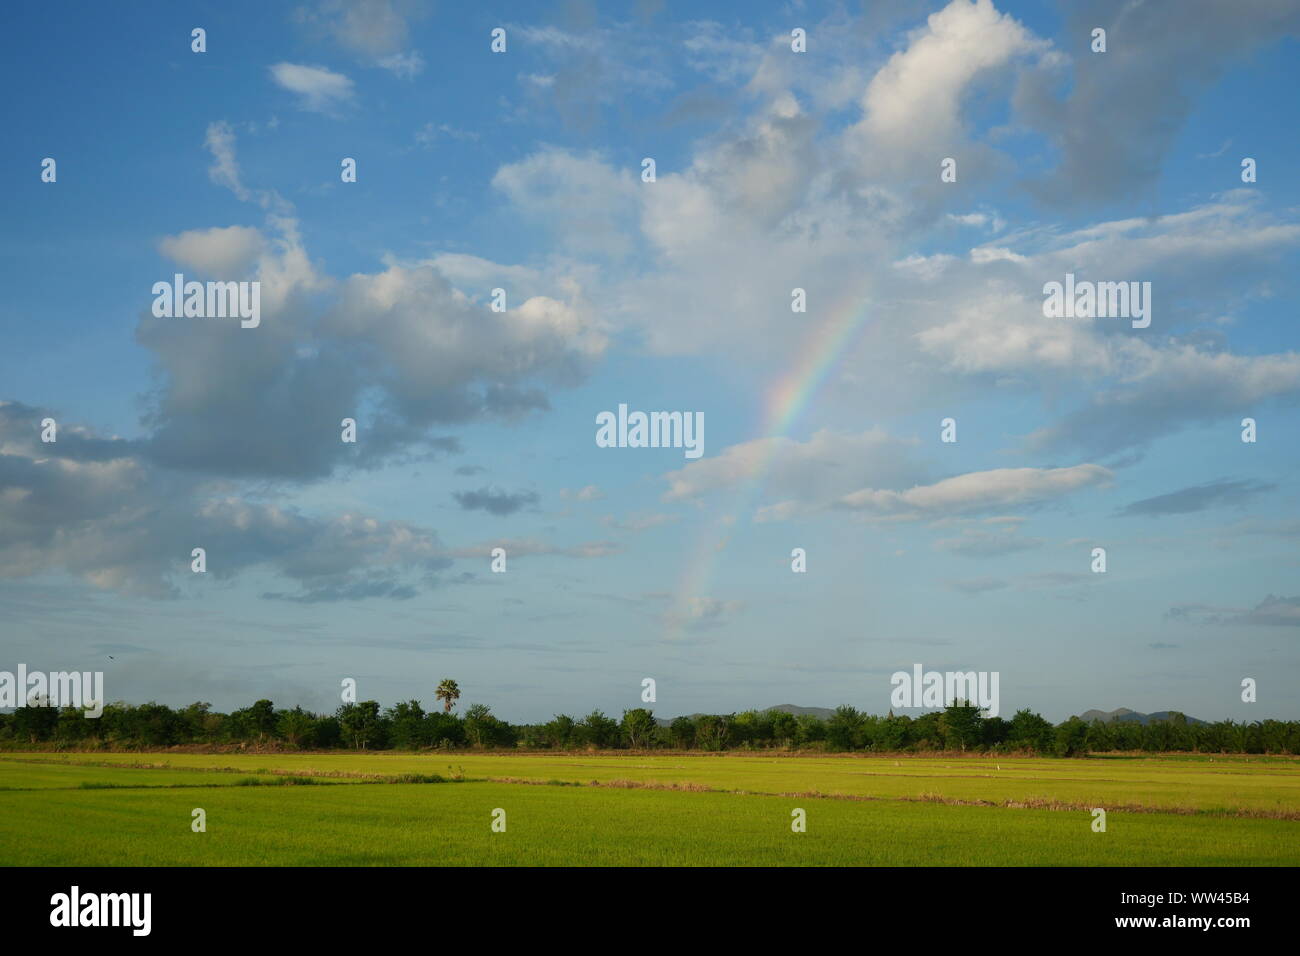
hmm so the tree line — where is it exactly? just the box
[3,689,1298,755]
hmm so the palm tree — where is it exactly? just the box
[435,678,461,714]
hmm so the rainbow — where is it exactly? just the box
[663,287,878,639]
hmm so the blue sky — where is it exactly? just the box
[1,0,1298,723]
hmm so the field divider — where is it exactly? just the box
[476,774,1300,820]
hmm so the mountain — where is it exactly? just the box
[654,704,835,726]
[763,704,836,720]
[654,704,1209,727]
[1078,707,1207,726]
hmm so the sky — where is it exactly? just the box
[1,0,1298,724]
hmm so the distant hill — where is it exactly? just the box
[763,704,836,720]
[654,704,835,727]
[1078,707,1207,726]
[652,705,1208,727]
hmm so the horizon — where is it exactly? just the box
[0,682,1262,728]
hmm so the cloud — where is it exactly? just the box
[510,21,672,128]
[203,122,291,214]
[475,9,1300,479]
[0,402,449,600]
[415,122,479,146]
[491,147,639,258]
[158,225,265,278]
[262,576,419,602]
[682,20,765,86]
[907,193,1300,455]
[663,427,925,504]
[601,512,679,532]
[1219,518,1300,540]
[452,487,540,516]
[0,122,608,601]
[934,521,1045,556]
[944,576,1010,594]
[269,63,356,113]
[826,465,1112,519]
[325,261,604,424]
[560,485,604,501]
[1197,138,1232,160]
[1239,596,1300,627]
[663,426,1108,522]
[140,128,605,482]
[446,537,618,560]
[1027,343,1300,456]
[665,595,744,632]
[376,51,424,78]
[1017,0,1300,205]
[204,122,250,201]
[852,0,1049,174]
[1168,595,1300,628]
[1119,479,1275,517]
[483,21,1300,462]
[296,0,427,75]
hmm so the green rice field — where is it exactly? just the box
[2,751,1296,866]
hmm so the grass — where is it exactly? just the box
[1,751,1296,866]
[6,751,1297,814]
